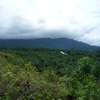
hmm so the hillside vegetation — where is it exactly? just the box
[0,38,100,50]
[0,47,100,100]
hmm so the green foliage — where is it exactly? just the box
[0,53,68,99]
[66,71,100,100]
[76,57,100,80]
[0,47,100,99]
[77,57,97,76]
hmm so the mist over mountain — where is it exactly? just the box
[0,0,100,46]
[0,38,99,50]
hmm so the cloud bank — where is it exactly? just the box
[0,0,100,46]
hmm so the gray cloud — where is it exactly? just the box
[8,18,35,35]
[0,0,100,46]
[83,25,99,34]
[0,16,46,39]
[92,11,100,18]
[38,18,46,24]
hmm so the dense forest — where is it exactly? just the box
[0,47,100,100]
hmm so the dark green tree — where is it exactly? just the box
[76,57,97,76]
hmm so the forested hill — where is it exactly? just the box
[0,38,100,50]
[0,47,100,99]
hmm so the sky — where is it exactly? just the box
[0,0,100,46]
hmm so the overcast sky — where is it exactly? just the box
[0,0,100,46]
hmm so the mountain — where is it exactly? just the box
[0,38,99,50]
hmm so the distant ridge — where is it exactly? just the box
[0,38,99,50]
